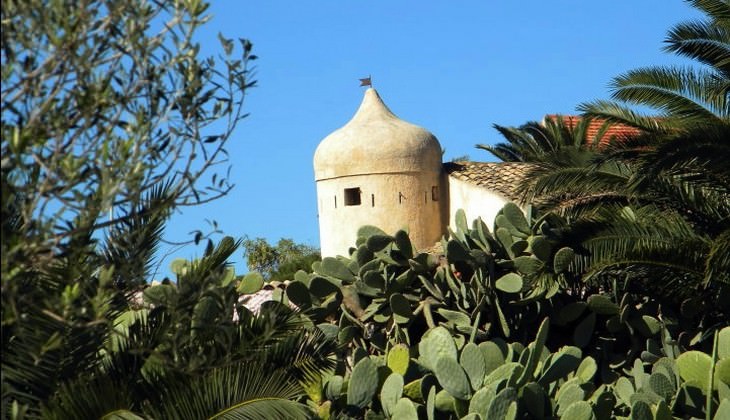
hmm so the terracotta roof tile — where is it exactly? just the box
[545,115,643,146]
[444,161,536,203]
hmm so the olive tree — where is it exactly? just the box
[1,0,256,275]
[1,0,261,416]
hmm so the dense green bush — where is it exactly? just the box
[3,234,339,419]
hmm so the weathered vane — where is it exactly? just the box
[359,76,372,87]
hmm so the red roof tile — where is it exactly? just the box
[544,115,643,146]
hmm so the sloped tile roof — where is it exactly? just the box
[444,161,536,203]
[545,115,643,146]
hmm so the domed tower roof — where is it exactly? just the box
[314,88,442,180]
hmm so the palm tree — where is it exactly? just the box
[478,116,639,217]
[478,0,730,316]
[567,0,730,301]
[561,125,730,298]
[41,299,336,419]
[477,115,614,163]
[579,0,730,130]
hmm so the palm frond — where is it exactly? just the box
[103,306,173,384]
[102,180,173,290]
[2,303,112,417]
[610,66,727,122]
[686,0,730,22]
[177,236,240,295]
[578,100,673,132]
[626,125,730,227]
[705,228,730,286]
[478,123,544,162]
[480,117,619,164]
[539,116,592,149]
[568,205,711,299]
[235,301,307,346]
[261,325,338,384]
[146,365,312,420]
[42,375,140,420]
[475,143,522,162]
[665,20,730,77]
[519,164,632,212]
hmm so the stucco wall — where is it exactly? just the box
[317,171,444,257]
[447,176,511,232]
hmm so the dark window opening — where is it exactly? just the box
[345,188,361,206]
[432,186,439,201]
[371,194,375,207]
[399,192,405,204]
[334,196,337,208]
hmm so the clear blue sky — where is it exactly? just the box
[155,1,698,278]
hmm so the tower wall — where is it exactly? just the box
[317,171,443,257]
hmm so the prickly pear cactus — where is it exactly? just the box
[283,203,728,420]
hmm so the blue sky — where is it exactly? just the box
[156,1,698,278]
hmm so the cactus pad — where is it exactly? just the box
[347,357,379,409]
[387,344,410,376]
[434,356,472,400]
[237,271,264,294]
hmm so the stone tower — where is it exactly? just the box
[313,88,444,257]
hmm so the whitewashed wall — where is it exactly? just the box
[447,176,513,231]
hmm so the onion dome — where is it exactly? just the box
[314,88,442,180]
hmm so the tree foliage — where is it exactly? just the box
[480,0,730,312]
[0,1,340,418]
[476,115,616,163]
[4,234,338,419]
[579,0,730,130]
[242,236,321,281]
[1,0,256,278]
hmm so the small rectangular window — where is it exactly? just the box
[345,188,361,206]
[432,186,439,201]
[371,194,375,207]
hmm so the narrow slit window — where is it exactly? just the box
[431,186,439,201]
[334,196,337,208]
[344,188,361,206]
[371,194,375,207]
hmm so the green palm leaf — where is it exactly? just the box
[102,179,173,290]
[478,116,612,163]
[570,205,710,291]
[666,20,730,76]
[146,365,312,420]
[577,100,672,131]
[705,228,730,286]
[581,0,729,128]
[609,66,727,123]
[42,375,142,420]
[686,0,730,20]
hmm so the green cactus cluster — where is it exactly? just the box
[283,203,579,360]
[309,317,729,419]
[435,205,577,340]
[262,203,729,419]
[609,326,730,419]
